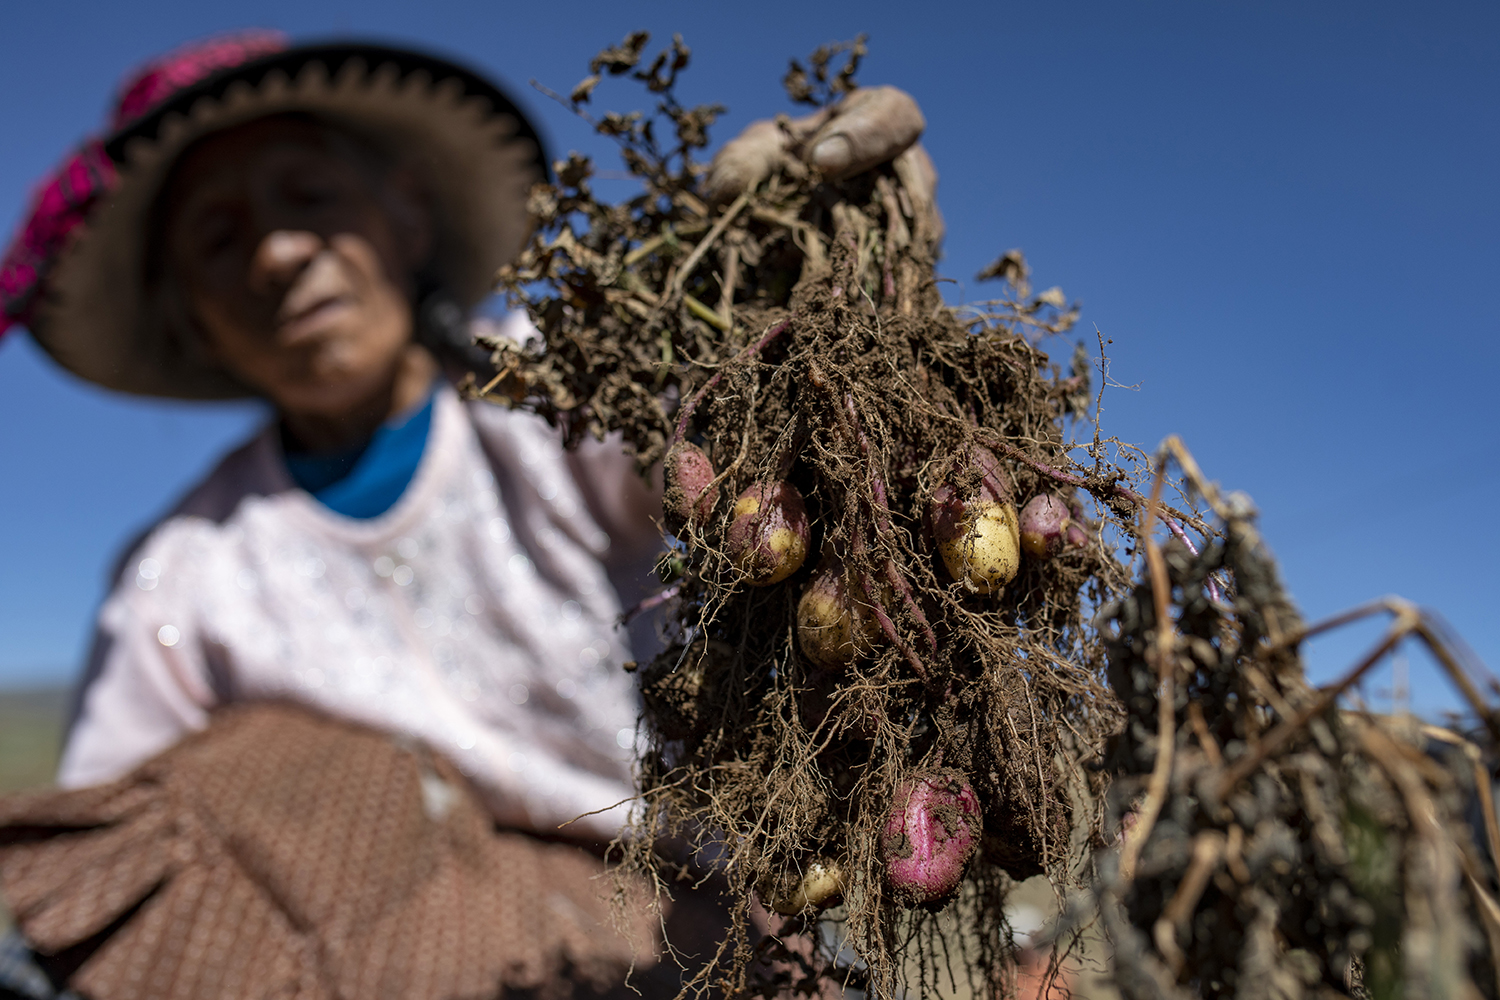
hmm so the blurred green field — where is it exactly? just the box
[0,686,67,934]
[0,687,66,795]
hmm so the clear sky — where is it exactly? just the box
[1,1,1496,717]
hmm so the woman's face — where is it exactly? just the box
[159,116,433,420]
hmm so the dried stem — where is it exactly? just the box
[671,318,791,446]
[1215,606,1419,799]
[671,191,750,297]
[1118,448,1178,883]
[979,433,1212,537]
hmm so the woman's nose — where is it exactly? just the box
[249,230,323,295]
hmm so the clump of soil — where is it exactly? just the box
[1095,439,1500,1000]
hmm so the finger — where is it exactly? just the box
[781,105,835,143]
[892,143,937,206]
[892,143,944,246]
[705,105,835,201]
[704,119,788,202]
[804,86,925,180]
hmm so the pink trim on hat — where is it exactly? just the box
[0,29,290,337]
[112,30,288,131]
[0,142,116,334]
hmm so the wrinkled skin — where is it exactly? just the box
[705,85,942,241]
[157,115,437,452]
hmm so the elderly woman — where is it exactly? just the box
[0,32,927,1000]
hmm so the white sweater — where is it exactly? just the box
[59,384,662,842]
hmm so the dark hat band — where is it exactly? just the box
[105,43,549,179]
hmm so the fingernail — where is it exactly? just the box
[810,135,852,175]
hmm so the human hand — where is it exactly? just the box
[705,85,935,209]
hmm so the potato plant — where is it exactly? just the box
[479,32,1500,1000]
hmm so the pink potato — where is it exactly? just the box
[663,442,719,532]
[1019,493,1072,560]
[881,768,983,907]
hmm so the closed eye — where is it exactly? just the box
[282,166,346,209]
[194,210,240,258]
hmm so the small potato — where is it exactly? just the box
[798,569,858,669]
[1018,493,1072,561]
[764,857,846,915]
[937,500,1021,594]
[797,560,881,670]
[728,480,811,586]
[663,442,718,532]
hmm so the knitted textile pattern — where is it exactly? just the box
[0,31,288,336]
[0,703,660,1000]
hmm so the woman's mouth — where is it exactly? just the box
[277,295,354,344]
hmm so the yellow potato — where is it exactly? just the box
[938,500,1022,594]
[797,577,858,670]
[767,857,846,915]
[797,561,889,669]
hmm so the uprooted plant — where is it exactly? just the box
[475,32,1207,998]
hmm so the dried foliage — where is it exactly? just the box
[1097,438,1500,1000]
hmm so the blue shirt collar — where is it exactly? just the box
[282,384,438,519]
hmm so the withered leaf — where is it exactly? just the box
[590,30,650,76]
[977,249,1028,286]
[1033,286,1067,309]
[787,35,867,106]
[570,75,600,104]
[672,103,725,150]
[555,153,593,190]
[599,110,644,137]
[783,60,815,105]
[635,34,691,93]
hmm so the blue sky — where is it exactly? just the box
[1,1,1496,716]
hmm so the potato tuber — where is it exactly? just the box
[796,557,881,669]
[728,480,811,586]
[663,442,719,532]
[881,769,982,908]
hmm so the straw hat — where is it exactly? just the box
[0,31,549,399]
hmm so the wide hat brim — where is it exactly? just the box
[33,42,549,400]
